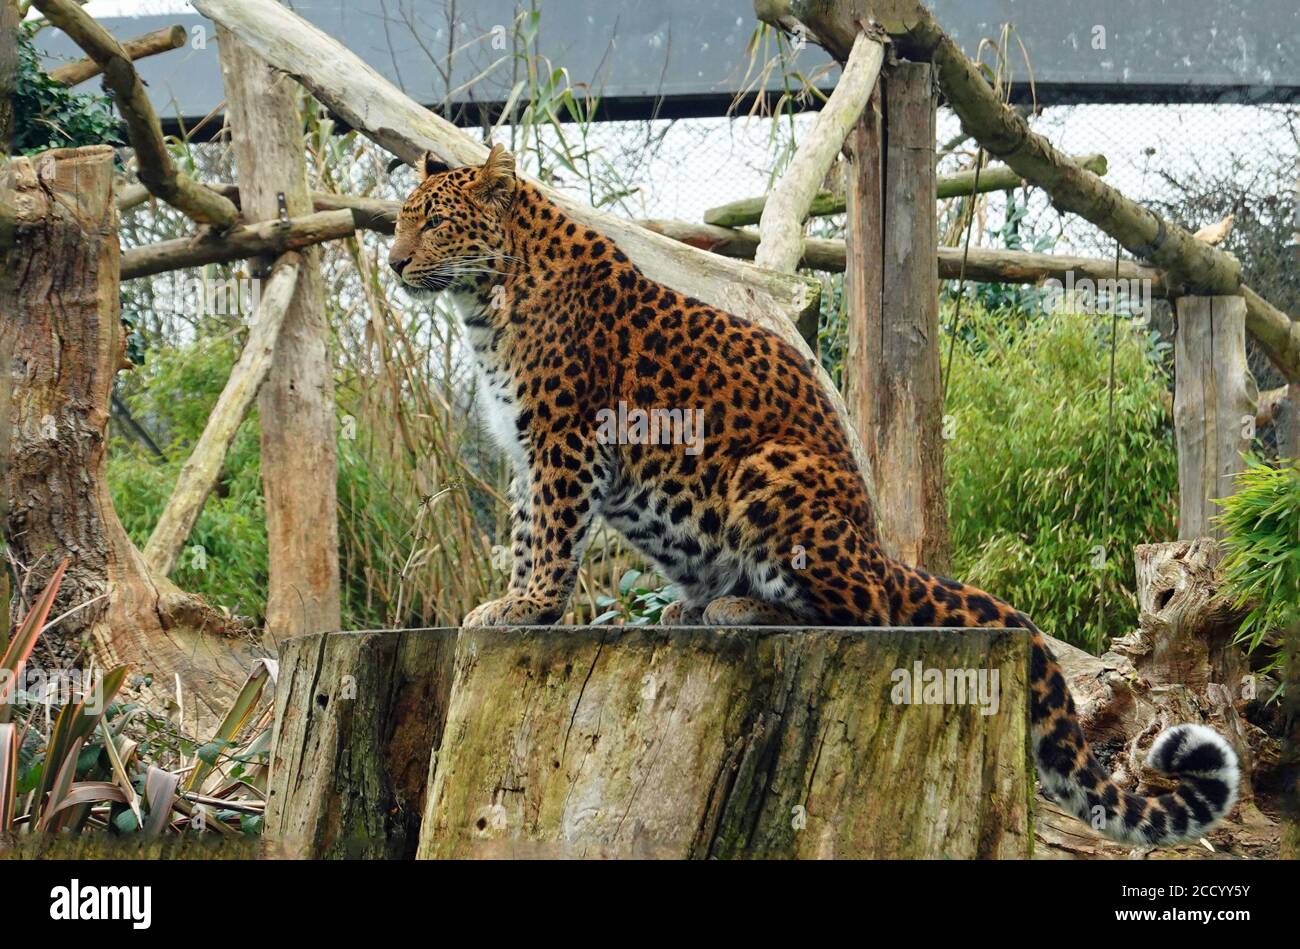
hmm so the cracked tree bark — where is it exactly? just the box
[415,625,1031,859]
[1,145,262,735]
[264,628,458,859]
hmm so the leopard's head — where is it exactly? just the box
[388,144,516,296]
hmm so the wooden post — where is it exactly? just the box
[416,625,1030,859]
[217,28,342,648]
[1173,296,1258,539]
[846,62,949,571]
[265,628,458,859]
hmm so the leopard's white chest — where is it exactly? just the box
[447,291,529,473]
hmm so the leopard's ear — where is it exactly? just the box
[471,143,516,210]
[421,152,452,179]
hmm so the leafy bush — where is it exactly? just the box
[109,334,269,619]
[1217,456,1300,671]
[943,305,1178,652]
[13,24,121,154]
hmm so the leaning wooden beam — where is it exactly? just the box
[120,208,355,279]
[642,218,1175,292]
[793,1,1300,382]
[49,24,186,86]
[31,0,240,228]
[190,0,885,526]
[755,28,886,273]
[142,253,301,577]
[704,153,1108,228]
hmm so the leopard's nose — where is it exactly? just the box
[389,254,411,276]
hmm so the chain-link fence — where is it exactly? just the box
[535,99,1297,405]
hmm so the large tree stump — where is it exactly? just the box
[265,628,458,859]
[416,625,1030,859]
[1,145,261,734]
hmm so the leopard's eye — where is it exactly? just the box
[421,215,444,232]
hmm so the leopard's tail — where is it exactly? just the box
[1025,619,1239,845]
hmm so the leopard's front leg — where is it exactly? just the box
[505,473,533,593]
[463,432,605,627]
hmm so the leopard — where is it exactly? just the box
[388,144,1239,847]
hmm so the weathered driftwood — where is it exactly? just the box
[416,625,1031,859]
[1173,296,1257,540]
[1034,538,1279,859]
[49,24,186,86]
[754,28,885,273]
[142,253,301,577]
[852,62,949,573]
[265,628,458,859]
[217,26,342,647]
[32,0,240,229]
[2,146,260,735]
[188,0,886,531]
[705,153,1108,228]
[760,1,1300,384]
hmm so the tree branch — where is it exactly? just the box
[755,28,885,273]
[120,209,355,279]
[49,24,187,85]
[31,0,240,228]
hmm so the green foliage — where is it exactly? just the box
[13,24,121,154]
[109,334,269,619]
[1217,456,1300,670]
[590,569,680,626]
[943,305,1178,652]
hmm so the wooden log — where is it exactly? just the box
[1173,296,1258,540]
[704,153,1108,228]
[31,0,240,228]
[642,217,1177,290]
[265,628,458,859]
[865,62,949,572]
[754,28,885,274]
[119,208,356,280]
[49,24,187,86]
[1117,540,1262,813]
[142,253,301,576]
[1034,539,1273,857]
[218,25,342,647]
[417,625,1031,859]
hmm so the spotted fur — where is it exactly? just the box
[389,145,1239,846]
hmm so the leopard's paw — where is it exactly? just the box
[701,596,799,626]
[462,595,557,628]
[659,599,704,626]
